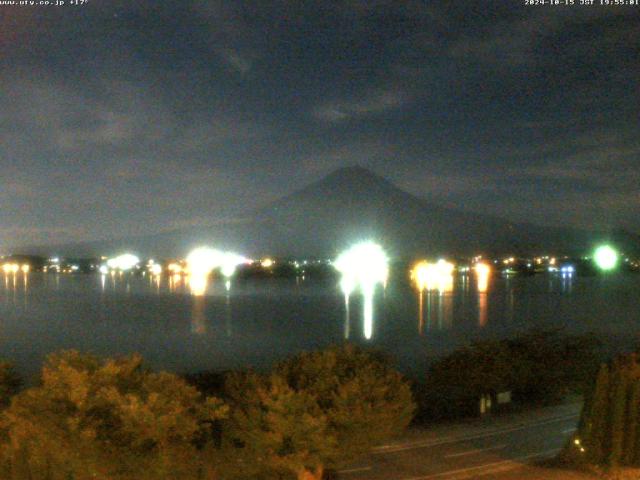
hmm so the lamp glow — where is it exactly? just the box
[411,261,433,291]
[334,242,389,289]
[167,263,183,274]
[411,259,454,292]
[186,247,222,296]
[474,263,491,293]
[594,245,618,271]
[334,242,388,340]
[187,247,222,276]
[106,254,140,271]
[219,252,248,279]
[340,275,357,297]
[2,264,19,274]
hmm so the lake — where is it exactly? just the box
[0,271,638,380]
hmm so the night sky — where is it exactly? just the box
[1,1,639,248]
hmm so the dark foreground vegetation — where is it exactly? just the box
[0,329,604,479]
[0,346,414,480]
[559,352,640,476]
[417,329,602,421]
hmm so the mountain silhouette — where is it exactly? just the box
[251,166,581,257]
[19,167,635,258]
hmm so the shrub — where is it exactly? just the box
[0,350,227,480]
[220,344,415,480]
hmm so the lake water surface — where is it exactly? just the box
[1,271,638,380]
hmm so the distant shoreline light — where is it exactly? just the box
[334,242,389,340]
[105,253,140,271]
[594,245,618,271]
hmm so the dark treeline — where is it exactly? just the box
[0,329,605,479]
[416,329,602,421]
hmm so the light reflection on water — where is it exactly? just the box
[418,291,424,335]
[344,294,350,339]
[0,270,636,379]
[191,295,207,335]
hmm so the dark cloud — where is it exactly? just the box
[0,0,638,247]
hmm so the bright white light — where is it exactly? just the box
[334,242,388,340]
[106,254,140,271]
[363,286,374,340]
[150,264,162,276]
[219,252,247,279]
[474,263,491,276]
[334,242,389,290]
[187,247,223,276]
[186,247,224,296]
[99,265,109,275]
[340,275,357,296]
[189,274,208,296]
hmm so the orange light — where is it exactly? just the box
[474,263,491,293]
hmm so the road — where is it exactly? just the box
[337,402,582,480]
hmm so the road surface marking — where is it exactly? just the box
[400,448,561,480]
[444,444,507,458]
[373,413,578,454]
[562,428,576,434]
[375,413,578,452]
[337,466,372,474]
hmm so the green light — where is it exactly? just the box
[594,245,618,271]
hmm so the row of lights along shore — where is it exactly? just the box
[0,243,629,340]
[0,243,628,283]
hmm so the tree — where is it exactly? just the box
[570,353,640,469]
[607,364,629,466]
[220,372,335,480]
[275,345,415,462]
[221,344,415,480]
[508,329,601,404]
[419,339,513,419]
[582,364,611,464]
[419,329,602,421]
[623,380,640,465]
[0,362,21,408]
[0,350,227,480]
